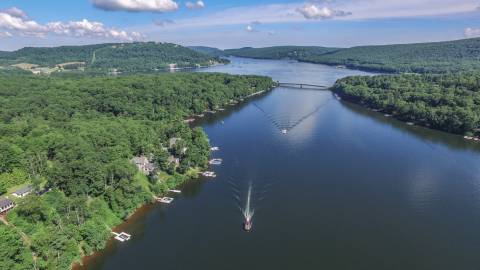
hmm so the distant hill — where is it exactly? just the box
[188,46,226,57]
[0,42,226,74]
[223,38,480,73]
[224,46,339,60]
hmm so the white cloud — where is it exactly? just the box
[47,19,144,41]
[0,12,46,32]
[0,31,12,38]
[139,0,479,31]
[92,0,178,12]
[465,27,480,38]
[2,7,28,19]
[0,8,143,41]
[296,4,351,20]
[186,1,205,10]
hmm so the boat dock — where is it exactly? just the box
[209,158,223,165]
[202,171,217,177]
[158,197,174,204]
[112,232,131,242]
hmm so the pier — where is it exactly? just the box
[112,232,131,242]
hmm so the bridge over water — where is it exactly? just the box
[277,82,330,90]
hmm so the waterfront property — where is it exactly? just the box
[0,198,14,214]
[12,186,33,198]
[131,156,155,175]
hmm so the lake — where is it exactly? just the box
[80,57,480,270]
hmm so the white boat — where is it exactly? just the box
[281,129,287,134]
[211,146,220,151]
[169,189,182,194]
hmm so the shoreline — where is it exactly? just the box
[335,92,480,141]
[72,83,275,270]
[72,203,156,270]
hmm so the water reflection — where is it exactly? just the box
[407,166,439,213]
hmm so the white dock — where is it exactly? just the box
[112,232,131,242]
[209,158,223,165]
[168,189,182,194]
[202,171,217,178]
[158,197,174,204]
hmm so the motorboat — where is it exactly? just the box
[243,218,252,232]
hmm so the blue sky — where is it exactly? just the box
[0,0,479,50]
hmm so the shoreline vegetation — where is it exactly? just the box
[0,42,229,75]
[191,38,480,74]
[0,70,275,270]
[332,73,480,139]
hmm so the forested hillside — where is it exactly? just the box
[333,73,480,135]
[224,46,339,60]
[0,42,226,73]
[224,38,480,73]
[188,46,226,57]
[0,71,274,269]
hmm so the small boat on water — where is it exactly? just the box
[211,146,220,151]
[243,219,252,232]
[281,129,287,134]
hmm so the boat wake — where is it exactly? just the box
[227,179,272,232]
[252,98,333,134]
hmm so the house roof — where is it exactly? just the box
[13,186,33,195]
[131,156,148,164]
[0,198,13,208]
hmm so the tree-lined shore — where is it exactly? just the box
[0,71,274,269]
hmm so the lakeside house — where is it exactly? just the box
[131,156,156,175]
[12,186,33,198]
[168,156,180,167]
[0,198,14,214]
[169,137,180,148]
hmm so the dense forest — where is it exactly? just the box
[221,38,480,73]
[0,71,274,269]
[0,42,226,73]
[188,46,226,57]
[333,72,480,135]
[223,46,339,60]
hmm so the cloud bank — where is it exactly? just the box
[465,27,480,38]
[92,0,178,12]
[296,4,351,20]
[0,8,142,41]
